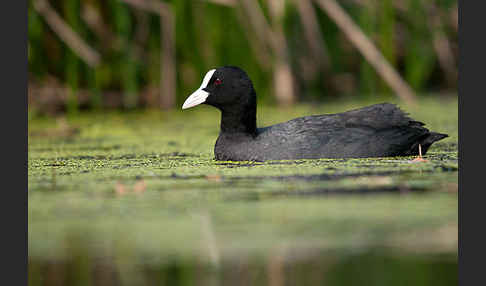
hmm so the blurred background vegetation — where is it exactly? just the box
[28,0,457,116]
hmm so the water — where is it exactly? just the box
[28,98,458,285]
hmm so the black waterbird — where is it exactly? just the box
[182,66,448,162]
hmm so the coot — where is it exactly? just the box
[182,66,448,162]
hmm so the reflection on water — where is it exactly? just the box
[29,250,457,286]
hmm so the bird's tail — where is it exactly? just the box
[409,132,449,156]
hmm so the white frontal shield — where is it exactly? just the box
[182,69,216,109]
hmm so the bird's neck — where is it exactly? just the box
[219,94,257,137]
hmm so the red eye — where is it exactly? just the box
[214,78,222,86]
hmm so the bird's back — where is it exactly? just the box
[215,103,447,161]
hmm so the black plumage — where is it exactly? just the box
[183,66,448,162]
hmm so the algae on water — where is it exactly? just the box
[28,98,458,264]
